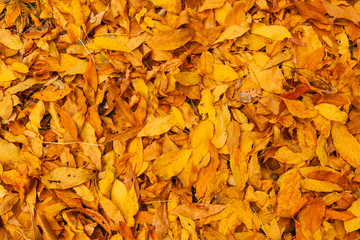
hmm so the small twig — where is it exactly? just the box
[15,227,30,240]
[78,26,95,62]
[43,141,102,146]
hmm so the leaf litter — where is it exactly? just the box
[1,0,360,239]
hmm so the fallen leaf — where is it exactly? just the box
[173,72,201,86]
[41,168,96,189]
[147,28,193,50]
[252,25,292,41]
[214,22,250,43]
[152,149,192,180]
[229,147,248,190]
[137,115,175,137]
[0,29,23,50]
[212,64,238,82]
[331,122,360,168]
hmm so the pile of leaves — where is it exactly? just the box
[2,0,360,239]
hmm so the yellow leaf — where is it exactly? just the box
[229,147,248,190]
[264,50,293,69]
[11,62,29,73]
[73,184,95,202]
[80,122,102,170]
[214,23,250,43]
[99,167,115,197]
[198,89,216,121]
[276,169,305,218]
[171,203,228,220]
[94,36,131,52]
[138,115,175,137]
[147,28,193,51]
[212,64,238,82]
[151,0,181,13]
[26,100,45,134]
[273,145,315,164]
[170,106,186,130]
[0,68,16,82]
[214,2,232,26]
[0,29,23,50]
[331,122,360,168]
[99,193,125,223]
[173,72,201,86]
[314,103,348,124]
[262,219,281,240]
[0,138,22,166]
[0,94,13,120]
[301,179,343,192]
[199,0,226,12]
[178,215,198,240]
[252,25,292,41]
[316,134,328,167]
[152,149,192,180]
[282,98,318,118]
[345,204,360,232]
[31,86,72,101]
[198,51,214,75]
[111,180,139,227]
[128,137,143,175]
[41,167,96,189]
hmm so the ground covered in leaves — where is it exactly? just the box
[2,0,360,239]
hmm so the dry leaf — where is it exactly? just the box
[0,29,23,50]
[147,28,193,50]
[252,25,292,41]
[41,168,96,189]
[331,122,360,168]
[152,149,192,180]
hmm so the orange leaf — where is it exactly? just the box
[325,209,356,221]
[302,197,325,233]
[56,107,78,141]
[147,28,193,50]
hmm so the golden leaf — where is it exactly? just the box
[171,203,228,220]
[212,64,238,82]
[152,149,192,180]
[252,25,292,41]
[276,170,306,218]
[0,138,22,166]
[151,0,181,13]
[282,98,318,118]
[41,168,96,189]
[137,115,175,137]
[93,36,132,52]
[229,147,248,190]
[111,180,139,227]
[173,72,201,86]
[331,122,360,168]
[301,179,343,192]
[199,0,226,12]
[147,28,193,51]
[214,22,250,43]
[314,103,348,124]
[0,29,23,50]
